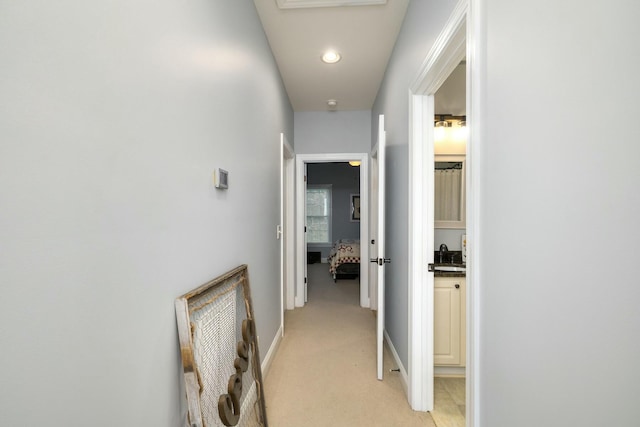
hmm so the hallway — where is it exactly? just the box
[264,263,436,426]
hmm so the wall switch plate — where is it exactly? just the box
[213,168,229,189]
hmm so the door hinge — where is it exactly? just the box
[304,277,307,284]
[304,226,307,233]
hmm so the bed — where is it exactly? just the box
[328,239,361,282]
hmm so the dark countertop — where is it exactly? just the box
[433,252,466,277]
[434,270,466,278]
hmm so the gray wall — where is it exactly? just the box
[0,1,292,426]
[295,110,372,154]
[478,0,640,425]
[371,0,458,370]
[307,163,361,257]
[377,0,640,425]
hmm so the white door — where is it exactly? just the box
[369,150,379,311]
[280,134,294,329]
[303,163,308,303]
[373,115,387,380]
[279,134,285,335]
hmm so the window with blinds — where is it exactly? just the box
[306,185,332,243]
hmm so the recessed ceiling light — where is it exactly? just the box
[321,51,341,64]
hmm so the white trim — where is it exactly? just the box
[276,0,386,9]
[282,135,296,312]
[370,142,379,158]
[295,159,306,307]
[410,1,467,94]
[434,366,466,377]
[467,0,482,424]
[261,325,283,377]
[295,153,370,308]
[407,0,470,416]
[384,330,408,395]
[285,155,296,310]
[407,92,435,411]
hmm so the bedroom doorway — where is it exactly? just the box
[295,153,370,309]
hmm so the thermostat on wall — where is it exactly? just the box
[213,168,229,189]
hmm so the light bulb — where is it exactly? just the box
[321,51,341,64]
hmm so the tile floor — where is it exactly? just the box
[431,377,466,427]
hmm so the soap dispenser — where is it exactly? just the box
[461,234,467,263]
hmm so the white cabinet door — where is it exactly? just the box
[434,277,465,366]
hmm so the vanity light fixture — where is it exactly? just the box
[434,116,450,142]
[453,117,467,142]
[321,50,341,64]
[434,115,467,142]
[434,115,451,128]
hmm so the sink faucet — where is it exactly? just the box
[438,243,448,263]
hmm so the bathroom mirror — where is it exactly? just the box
[435,155,466,228]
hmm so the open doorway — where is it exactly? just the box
[407,3,476,426]
[295,153,370,309]
[307,162,361,307]
[430,61,467,427]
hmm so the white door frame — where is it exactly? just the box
[295,153,370,308]
[369,143,379,311]
[408,1,479,424]
[281,134,296,312]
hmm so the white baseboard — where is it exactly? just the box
[384,330,409,396]
[261,325,283,378]
[434,366,466,377]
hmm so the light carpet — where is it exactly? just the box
[264,263,436,427]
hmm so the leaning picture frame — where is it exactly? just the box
[350,194,360,222]
[175,265,268,427]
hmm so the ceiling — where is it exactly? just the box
[253,0,410,112]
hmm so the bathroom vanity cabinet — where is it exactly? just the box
[434,276,466,366]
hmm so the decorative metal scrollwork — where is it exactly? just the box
[218,319,254,426]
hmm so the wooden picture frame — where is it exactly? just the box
[175,265,268,427]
